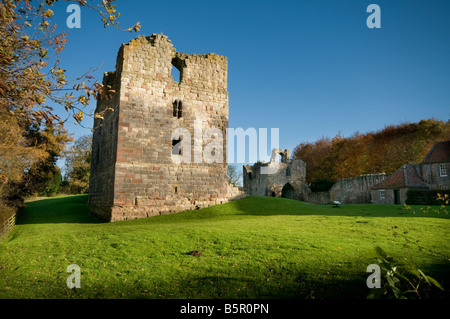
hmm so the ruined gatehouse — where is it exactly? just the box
[243,149,310,200]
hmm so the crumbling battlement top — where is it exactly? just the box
[107,34,227,93]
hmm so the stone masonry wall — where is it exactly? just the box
[88,71,120,220]
[329,173,388,204]
[305,174,387,204]
[421,163,450,190]
[89,34,229,221]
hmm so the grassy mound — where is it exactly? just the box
[0,195,448,299]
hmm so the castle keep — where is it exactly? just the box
[88,34,230,221]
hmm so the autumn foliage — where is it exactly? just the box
[293,119,450,183]
[0,0,139,225]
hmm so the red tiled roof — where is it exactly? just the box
[372,164,429,189]
[422,141,450,163]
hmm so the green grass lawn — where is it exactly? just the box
[0,195,449,299]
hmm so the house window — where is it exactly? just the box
[379,190,385,200]
[172,138,182,155]
[441,185,449,190]
[439,164,448,177]
[173,100,182,119]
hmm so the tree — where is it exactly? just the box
[19,121,71,197]
[228,164,243,187]
[64,135,92,194]
[293,137,333,182]
[0,0,140,218]
[293,119,450,183]
[0,0,140,126]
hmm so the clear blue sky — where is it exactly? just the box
[50,0,450,166]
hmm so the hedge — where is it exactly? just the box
[405,188,450,205]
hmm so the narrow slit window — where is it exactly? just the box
[173,100,182,119]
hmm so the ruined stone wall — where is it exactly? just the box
[89,34,229,221]
[243,155,388,205]
[328,173,388,204]
[227,183,247,201]
[304,173,388,205]
[243,162,269,196]
[243,155,309,200]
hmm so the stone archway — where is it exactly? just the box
[281,183,295,199]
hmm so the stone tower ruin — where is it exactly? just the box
[88,34,229,221]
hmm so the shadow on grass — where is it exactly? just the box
[17,194,450,226]
[230,196,450,220]
[17,194,101,225]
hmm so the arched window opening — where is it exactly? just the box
[171,64,180,82]
[172,138,182,155]
[171,57,184,83]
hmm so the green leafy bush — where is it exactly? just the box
[368,247,444,299]
[41,168,62,197]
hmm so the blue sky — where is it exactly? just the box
[50,0,450,166]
